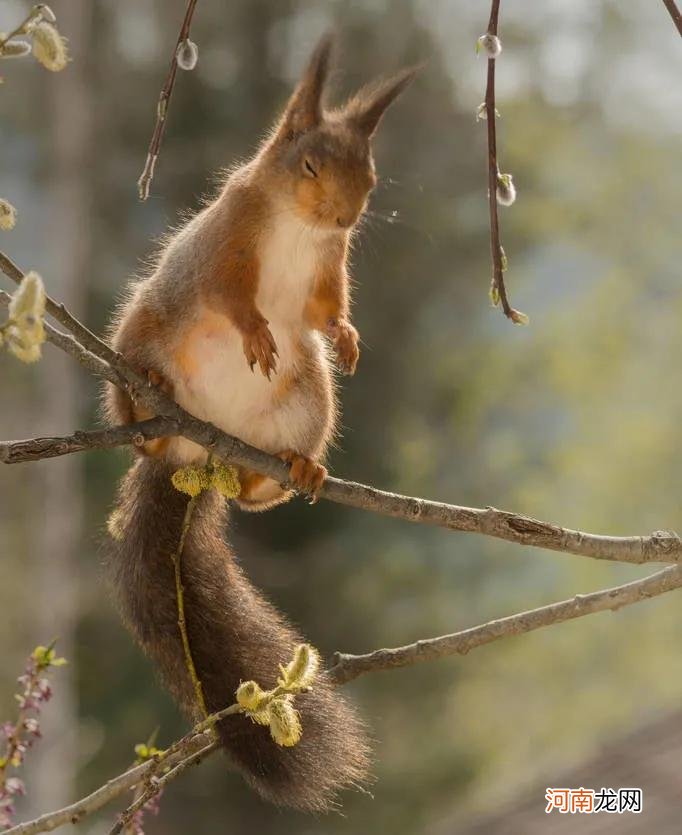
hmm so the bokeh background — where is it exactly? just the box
[1,0,681,832]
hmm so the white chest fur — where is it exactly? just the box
[256,210,324,322]
[169,211,332,462]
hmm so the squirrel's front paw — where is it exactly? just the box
[278,450,327,501]
[242,318,278,380]
[328,319,359,376]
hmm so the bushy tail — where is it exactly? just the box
[106,457,370,812]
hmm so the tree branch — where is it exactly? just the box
[107,740,218,835]
[661,0,682,37]
[2,421,682,565]
[2,255,682,568]
[0,418,179,464]
[8,559,682,833]
[328,562,682,684]
[3,733,213,835]
[137,0,200,200]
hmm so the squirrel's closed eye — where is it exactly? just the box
[303,159,318,178]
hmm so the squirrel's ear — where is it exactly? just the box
[344,65,420,138]
[281,34,333,135]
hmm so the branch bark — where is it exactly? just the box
[0,418,179,464]
[3,733,213,835]
[8,560,682,833]
[2,255,682,568]
[482,1,526,324]
[328,563,682,684]
[661,0,682,37]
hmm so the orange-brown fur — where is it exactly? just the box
[103,35,416,812]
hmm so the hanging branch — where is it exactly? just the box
[137,0,200,200]
[480,0,527,324]
[661,0,682,37]
[169,458,216,723]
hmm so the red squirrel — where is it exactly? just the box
[104,36,416,811]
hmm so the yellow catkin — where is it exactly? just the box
[5,330,41,363]
[0,38,31,58]
[31,21,68,72]
[210,462,240,498]
[269,698,302,747]
[10,272,46,331]
[278,643,320,692]
[236,681,266,711]
[0,198,17,230]
[5,272,46,363]
[171,465,210,497]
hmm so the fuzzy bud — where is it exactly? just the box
[236,680,265,711]
[477,33,502,59]
[134,742,161,762]
[9,272,46,331]
[236,681,272,725]
[5,777,25,797]
[489,283,500,308]
[5,331,42,363]
[268,698,302,747]
[277,643,319,693]
[32,644,66,669]
[499,246,508,272]
[0,39,31,58]
[5,272,46,363]
[210,462,240,498]
[34,5,57,25]
[171,465,210,497]
[176,39,198,71]
[496,172,516,207]
[0,198,17,230]
[510,309,529,326]
[475,102,500,122]
[31,21,68,72]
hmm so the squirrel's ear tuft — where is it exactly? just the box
[281,34,334,135]
[344,65,420,138]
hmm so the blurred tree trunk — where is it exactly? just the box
[24,1,94,814]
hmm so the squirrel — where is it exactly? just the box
[104,35,416,812]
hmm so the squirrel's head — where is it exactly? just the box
[268,36,418,231]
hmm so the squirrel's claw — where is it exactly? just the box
[277,450,327,500]
[243,319,278,380]
[331,320,360,376]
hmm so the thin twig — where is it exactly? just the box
[328,562,682,684]
[107,740,218,835]
[2,734,212,835]
[482,0,525,323]
[661,0,682,37]
[171,472,211,721]
[0,7,39,52]
[137,0,200,200]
